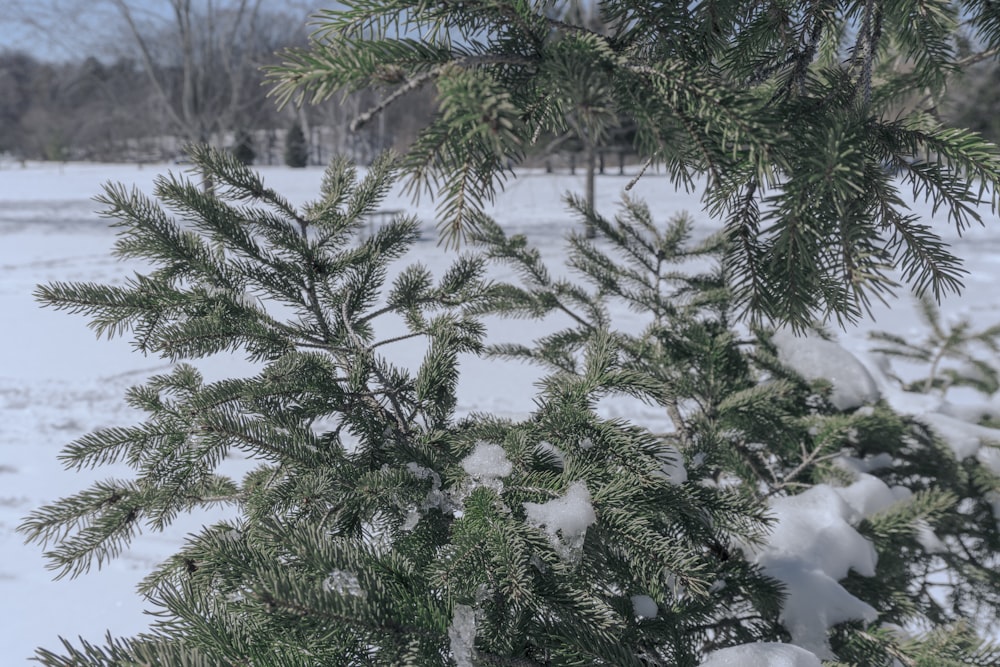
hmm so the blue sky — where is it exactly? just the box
[1,0,162,61]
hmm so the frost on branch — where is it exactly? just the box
[322,570,366,599]
[402,462,452,531]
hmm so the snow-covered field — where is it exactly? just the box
[1,159,999,662]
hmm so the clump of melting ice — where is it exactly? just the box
[448,603,477,667]
[401,462,453,531]
[322,570,366,599]
[523,480,597,562]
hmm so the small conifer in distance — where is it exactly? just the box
[232,128,255,166]
[284,120,308,168]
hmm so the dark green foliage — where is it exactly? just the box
[22,1,1000,663]
[284,120,308,168]
[23,149,1000,664]
[22,149,785,665]
[270,0,1000,329]
[470,194,1000,664]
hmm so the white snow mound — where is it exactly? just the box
[744,484,882,658]
[765,558,878,658]
[700,642,822,667]
[919,412,1000,460]
[764,485,878,579]
[771,330,880,410]
[834,473,903,519]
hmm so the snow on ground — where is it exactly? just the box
[2,159,999,661]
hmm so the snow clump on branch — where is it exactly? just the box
[523,480,597,562]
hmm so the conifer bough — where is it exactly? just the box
[21,147,784,665]
[17,1,1000,665]
[19,145,1000,666]
[270,0,1000,329]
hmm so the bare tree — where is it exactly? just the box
[4,0,313,147]
[111,0,267,144]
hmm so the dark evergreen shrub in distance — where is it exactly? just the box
[284,120,308,168]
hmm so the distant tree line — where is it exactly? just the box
[0,52,155,161]
[0,45,449,166]
[0,0,440,166]
[0,0,644,182]
[0,57,992,169]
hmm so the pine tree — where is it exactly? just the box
[21,148,775,665]
[284,120,308,168]
[21,146,1000,666]
[469,195,1000,664]
[870,294,1000,395]
[270,0,1000,329]
[20,1,1000,665]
